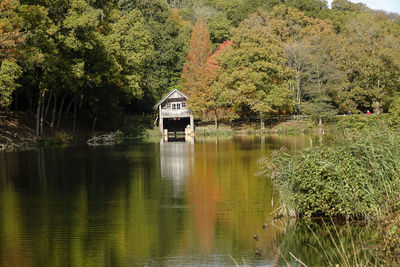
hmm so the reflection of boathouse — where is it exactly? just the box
[155,89,194,136]
[159,141,194,196]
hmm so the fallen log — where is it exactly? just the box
[87,131,124,146]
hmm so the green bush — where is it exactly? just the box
[263,125,400,220]
[52,131,71,144]
[334,114,391,131]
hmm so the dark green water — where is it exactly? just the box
[0,135,377,267]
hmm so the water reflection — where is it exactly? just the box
[159,139,194,196]
[187,144,220,253]
[0,135,376,267]
[0,184,28,267]
[276,219,380,266]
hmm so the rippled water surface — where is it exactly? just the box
[0,135,374,266]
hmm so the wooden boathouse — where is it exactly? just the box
[155,89,194,136]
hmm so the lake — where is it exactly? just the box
[0,135,377,266]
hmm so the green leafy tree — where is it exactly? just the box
[0,60,21,107]
[119,0,191,108]
[0,0,23,108]
[282,12,338,117]
[63,0,153,131]
[207,15,232,46]
[329,0,368,33]
[105,9,153,98]
[266,5,335,42]
[331,15,400,113]
[304,33,341,123]
[216,11,294,129]
[18,3,58,135]
[285,0,329,19]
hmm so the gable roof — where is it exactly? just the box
[154,89,189,108]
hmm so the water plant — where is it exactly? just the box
[262,124,400,220]
[276,219,383,266]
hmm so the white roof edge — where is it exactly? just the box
[154,89,189,108]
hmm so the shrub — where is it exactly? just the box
[262,124,400,220]
[387,95,400,128]
[334,114,390,131]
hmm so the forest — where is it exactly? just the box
[1,0,400,136]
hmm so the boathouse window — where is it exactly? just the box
[172,102,181,110]
[181,102,186,108]
[166,103,171,109]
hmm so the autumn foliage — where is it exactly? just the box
[182,15,211,97]
[182,16,233,124]
[0,0,24,61]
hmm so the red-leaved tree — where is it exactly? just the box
[201,40,231,129]
[181,15,211,113]
[182,16,233,129]
[0,0,23,61]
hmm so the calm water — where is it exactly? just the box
[0,135,377,267]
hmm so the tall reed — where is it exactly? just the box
[262,124,400,220]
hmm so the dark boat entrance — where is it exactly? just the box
[163,117,190,135]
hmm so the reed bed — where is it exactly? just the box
[262,124,400,220]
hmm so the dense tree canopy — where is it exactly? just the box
[215,10,294,119]
[0,0,23,106]
[0,0,399,134]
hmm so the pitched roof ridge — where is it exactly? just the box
[154,88,189,108]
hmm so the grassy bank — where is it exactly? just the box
[195,120,315,136]
[0,110,324,151]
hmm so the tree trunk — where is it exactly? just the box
[64,94,76,118]
[15,93,18,111]
[40,90,46,136]
[260,112,265,133]
[373,100,382,114]
[318,116,322,126]
[36,89,43,137]
[44,88,52,121]
[214,109,218,130]
[57,92,67,129]
[73,97,77,133]
[32,90,39,114]
[316,62,322,91]
[50,94,57,131]
[92,114,98,133]
[27,93,31,112]
[29,92,35,113]
[296,71,301,114]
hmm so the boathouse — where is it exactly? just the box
[155,89,194,135]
